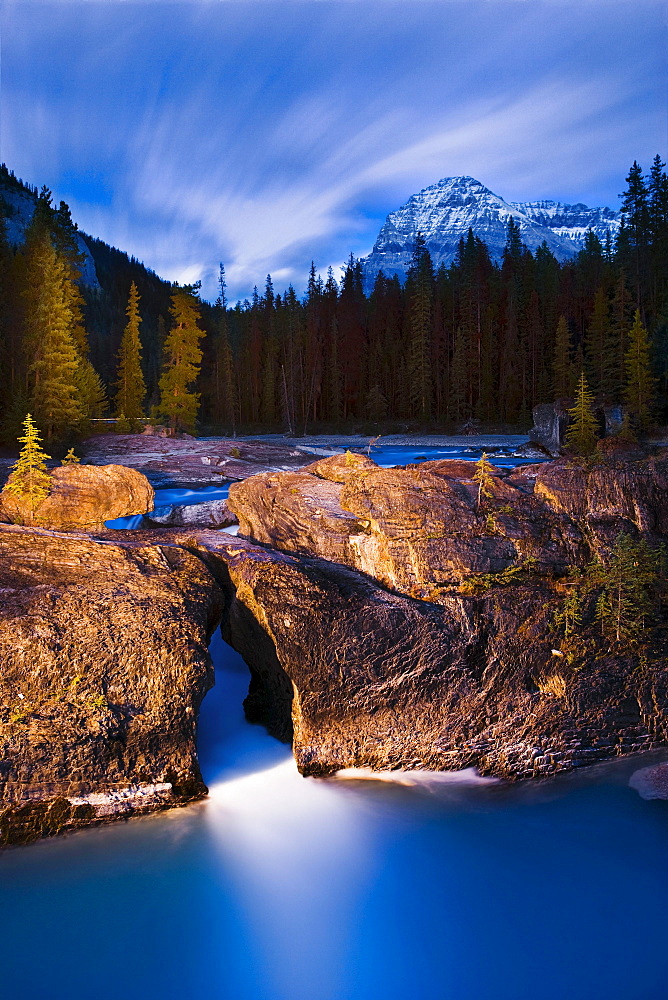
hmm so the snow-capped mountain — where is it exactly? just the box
[512,199,621,250]
[362,176,620,287]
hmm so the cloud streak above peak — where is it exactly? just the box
[1,1,665,300]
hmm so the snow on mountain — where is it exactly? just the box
[511,199,621,250]
[362,176,620,287]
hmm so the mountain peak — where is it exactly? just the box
[362,175,620,286]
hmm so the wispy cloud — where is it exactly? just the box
[2,1,665,299]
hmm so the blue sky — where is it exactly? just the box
[1,0,666,301]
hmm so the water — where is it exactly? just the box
[1,634,668,999]
[106,484,232,529]
[3,446,667,999]
[105,445,542,529]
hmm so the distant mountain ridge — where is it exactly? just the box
[0,175,100,288]
[362,175,621,286]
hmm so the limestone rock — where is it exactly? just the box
[0,523,223,845]
[78,433,323,487]
[629,762,668,800]
[534,458,668,541]
[228,455,586,595]
[144,498,237,529]
[176,531,664,780]
[528,401,570,456]
[0,464,154,531]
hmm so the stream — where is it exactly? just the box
[1,446,667,999]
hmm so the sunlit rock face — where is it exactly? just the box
[228,454,668,593]
[228,456,578,594]
[0,464,154,531]
[215,455,668,778]
[177,530,665,783]
[0,524,223,846]
[361,175,620,287]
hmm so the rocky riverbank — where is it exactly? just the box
[76,432,332,487]
[0,524,223,845]
[2,450,667,845]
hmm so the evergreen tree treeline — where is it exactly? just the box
[1,157,667,439]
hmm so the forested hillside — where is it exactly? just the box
[0,157,666,442]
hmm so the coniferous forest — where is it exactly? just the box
[0,156,667,443]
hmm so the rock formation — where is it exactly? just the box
[3,450,667,845]
[78,433,327,487]
[217,454,668,777]
[0,523,223,845]
[0,463,154,530]
[143,498,237,529]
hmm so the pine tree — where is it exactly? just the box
[474,452,495,510]
[648,154,668,313]
[212,264,237,432]
[594,533,660,644]
[448,327,468,423]
[3,414,52,521]
[623,310,656,431]
[407,233,433,420]
[584,286,615,398]
[565,372,598,455]
[552,315,574,398]
[24,234,82,438]
[114,282,145,418]
[76,358,108,420]
[62,447,80,464]
[609,269,633,398]
[620,160,650,308]
[157,289,204,433]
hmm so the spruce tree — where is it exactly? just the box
[474,452,495,510]
[158,289,204,432]
[4,414,52,521]
[565,372,598,455]
[24,234,82,438]
[594,533,660,644]
[76,359,108,419]
[407,233,433,420]
[609,269,633,397]
[552,316,574,398]
[623,310,656,431]
[620,160,650,307]
[115,281,146,419]
[584,287,615,398]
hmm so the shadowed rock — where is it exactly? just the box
[144,498,237,529]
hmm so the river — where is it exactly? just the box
[1,445,667,999]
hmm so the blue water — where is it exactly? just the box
[4,445,667,999]
[105,445,542,529]
[1,634,668,1000]
[106,484,233,529]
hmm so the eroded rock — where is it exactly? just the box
[144,498,237,529]
[228,456,589,595]
[0,464,153,531]
[172,531,666,780]
[78,433,325,486]
[0,523,223,845]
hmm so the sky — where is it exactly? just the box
[1,0,666,302]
